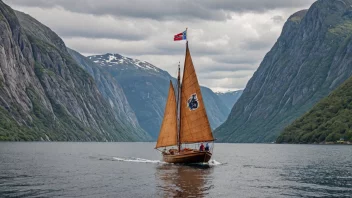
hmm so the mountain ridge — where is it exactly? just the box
[216,90,243,109]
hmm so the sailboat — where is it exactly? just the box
[155,41,215,164]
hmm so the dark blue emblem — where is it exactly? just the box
[187,94,199,111]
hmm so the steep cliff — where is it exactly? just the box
[89,53,230,139]
[215,0,352,142]
[0,1,148,141]
[67,48,151,141]
[277,75,352,143]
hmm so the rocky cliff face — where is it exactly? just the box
[0,1,149,141]
[216,90,243,109]
[89,53,230,139]
[68,49,151,141]
[215,0,352,143]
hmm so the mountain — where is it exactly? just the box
[215,0,352,143]
[88,53,230,139]
[277,75,352,143]
[216,90,243,109]
[201,87,231,130]
[0,1,149,141]
[67,48,151,141]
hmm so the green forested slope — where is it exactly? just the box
[277,76,352,143]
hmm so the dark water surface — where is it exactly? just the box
[0,143,351,197]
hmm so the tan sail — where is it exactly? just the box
[155,81,178,148]
[180,42,214,144]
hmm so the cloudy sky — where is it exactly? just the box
[5,0,316,92]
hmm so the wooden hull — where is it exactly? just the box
[163,151,212,164]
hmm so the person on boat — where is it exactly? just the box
[162,148,167,154]
[205,143,210,151]
[199,143,204,151]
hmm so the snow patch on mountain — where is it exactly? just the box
[88,53,160,73]
[216,90,243,96]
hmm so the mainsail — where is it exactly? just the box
[155,81,178,148]
[180,42,214,144]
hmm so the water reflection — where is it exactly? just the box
[156,164,214,198]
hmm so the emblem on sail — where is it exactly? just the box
[187,94,199,110]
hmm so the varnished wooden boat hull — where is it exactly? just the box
[163,151,212,164]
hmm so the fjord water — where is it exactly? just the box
[0,143,351,197]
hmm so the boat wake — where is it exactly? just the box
[188,159,224,167]
[208,159,223,166]
[111,157,224,166]
[112,157,166,164]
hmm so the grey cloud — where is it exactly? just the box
[218,80,249,89]
[11,6,151,41]
[6,0,316,21]
[202,0,316,13]
[271,15,284,23]
[63,38,154,56]
[197,63,258,73]
[199,71,254,79]
[240,39,275,51]
[212,54,261,65]
[57,29,146,41]
[154,42,228,56]
[239,28,282,51]
[203,75,251,91]
[6,0,230,21]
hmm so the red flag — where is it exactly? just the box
[174,30,187,41]
[174,33,183,41]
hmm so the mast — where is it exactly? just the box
[176,28,187,152]
[177,62,181,152]
[177,28,186,151]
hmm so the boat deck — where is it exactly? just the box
[163,150,212,163]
